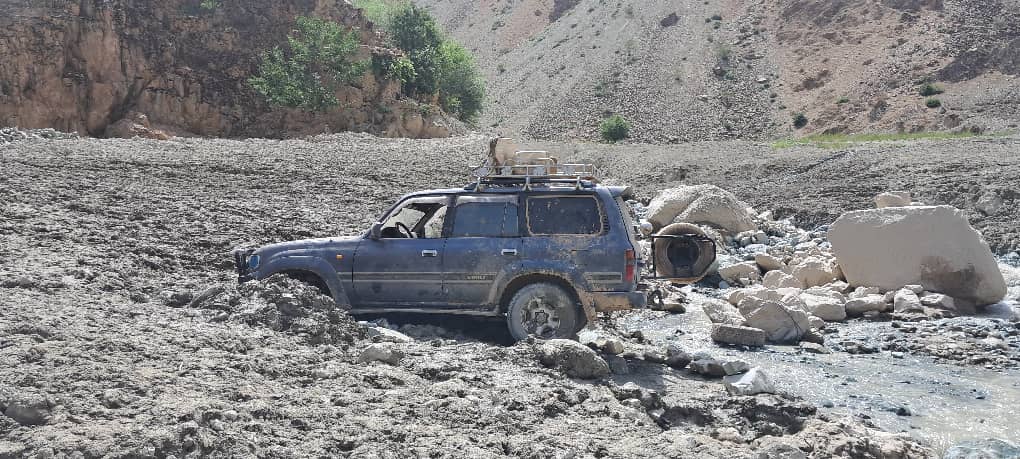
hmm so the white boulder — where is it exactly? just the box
[893,289,924,313]
[743,301,813,343]
[829,206,1006,309]
[763,270,801,289]
[754,253,784,272]
[537,339,610,379]
[920,293,956,311]
[874,191,912,208]
[800,292,847,322]
[845,294,888,317]
[703,299,746,325]
[723,367,776,395]
[645,184,757,234]
[788,256,841,288]
[718,262,761,286]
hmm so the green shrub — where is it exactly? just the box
[249,16,368,112]
[351,0,409,27]
[437,41,485,123]
[792,112,808,128]
[600,115,631,142]
[837,96,849,104]
[373,54,416,84]
[919,83,944,97]
[925,98,942,108]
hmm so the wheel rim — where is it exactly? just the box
[520,295,562,338]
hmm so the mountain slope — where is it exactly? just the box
[418,0,1020,142]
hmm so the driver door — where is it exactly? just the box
[352,196,450,306]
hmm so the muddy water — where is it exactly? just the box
[617,291,1020,453]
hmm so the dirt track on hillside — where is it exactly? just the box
[1,133,1017,457]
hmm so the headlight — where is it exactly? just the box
[247,254,261,270]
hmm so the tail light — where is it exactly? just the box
[624,249,636,284]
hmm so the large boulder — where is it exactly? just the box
[788,256,842,288]
[845,294,888,316]
[537,339,610,379]
[829,206,1006,309]
[800,291,847,322]
[723,367,775,396]
[645,184,756,234]
[718,262,761,286]
[763,270,802,289]
[743,301,813,343]
[702,299,746,325]
[711,324,766,347]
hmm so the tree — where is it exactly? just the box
[437,41,485,123]
[388,6,444,96]
[249,16,368,112]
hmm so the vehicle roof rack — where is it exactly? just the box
[469,151,598,191]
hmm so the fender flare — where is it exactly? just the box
[490,262,596,323]
[256,256,351,308]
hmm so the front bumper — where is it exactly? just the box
[232,248,256,282]
[592,291,647,312]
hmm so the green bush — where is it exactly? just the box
[600,115,631,142]
[437,41,485,123]
[199,0,220,11]
[925,98,942,108]
[792,112,808,128]
[919,83,944,97]
[249,16,368,112]
[373,54,416,84]
[351,0,409,27]
[836,96,849,104]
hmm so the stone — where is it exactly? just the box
[945,439,1020,459]
[711,324,767,347]
[755,253,784,272]
[643,351,669,364]
[763,270,801,289]
[789,256,841,288]
[537,339,610,379]
[808,315,826,330]
[829,206,1007,309]
[723,367,775,395]
[605,355,630,375]
[645,184,757,234]
[357,343,404,365]
[849,286,881,299]
[3,396,49,426]
[718,262,761,285]
[366,326,414,343]
[893,289,924,313]
[714,427,745,443]
[665,345,692,369]
[976,191,1005,215]
[800,342,831,354]
[920,293,956,311]
[799,292,847,322]
[598,338,626,355]
[845,295,888,316]
[743,301,813,343]
[689,358,748,377]
[904,284,924,294]
[874,191,911,208]
[702,299,746,325]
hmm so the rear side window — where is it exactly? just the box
[527,195,603,235]
[451,196,519,237]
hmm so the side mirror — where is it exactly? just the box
[369,222,383,240]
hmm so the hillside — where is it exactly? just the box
[417,0,1020,142]
[0,0,462,139]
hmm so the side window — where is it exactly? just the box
[451,195,519,238]
[527,195,602,235]
[422,206,448,239]
[380,197,448,239]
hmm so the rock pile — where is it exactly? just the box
[0,127,78,145]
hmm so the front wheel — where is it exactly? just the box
[506,283,585,341]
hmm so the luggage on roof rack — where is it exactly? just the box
[470,149,598,191]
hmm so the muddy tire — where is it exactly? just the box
[710,324,766,347]
[653,222,713,283]
[506,283,584,341]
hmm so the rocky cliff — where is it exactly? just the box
[0,0,461,139]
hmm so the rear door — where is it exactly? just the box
[522,193,623,289]
[352,196,450,306]
[442,194,521,307]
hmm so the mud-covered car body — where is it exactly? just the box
[234,180,647,324]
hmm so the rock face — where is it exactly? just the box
[829,206,1007,308]
[645,185,757,234]
[0,0,460,139]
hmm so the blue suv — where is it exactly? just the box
[234,166,654,340]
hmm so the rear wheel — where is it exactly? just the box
[506,283,584,341]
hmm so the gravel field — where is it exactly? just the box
[1,132,1018,457]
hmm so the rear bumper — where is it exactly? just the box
[592,291,647,312]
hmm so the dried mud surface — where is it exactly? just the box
[2,133,1018,457]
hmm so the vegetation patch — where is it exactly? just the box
[926,98,942,108]
[249,17,368,112]
[600,115,631,142]
[792,112,808,129]
[919,83,944,97]
[771,131,983,149]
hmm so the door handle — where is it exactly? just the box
[501,248,518,256]
[421,250,438,257]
